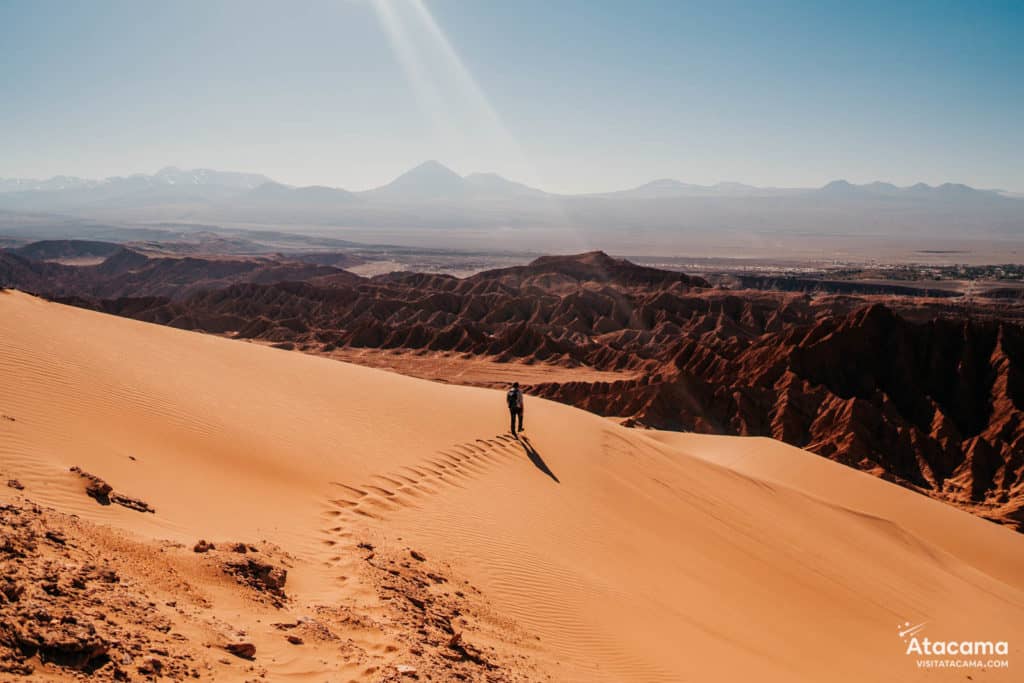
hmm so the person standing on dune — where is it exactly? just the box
[507,382,525,435]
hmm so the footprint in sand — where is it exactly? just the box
[319,436,522,535]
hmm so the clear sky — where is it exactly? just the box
[1,0,1021,193]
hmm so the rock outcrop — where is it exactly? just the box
[531,304,1024,529]
[69,467,155,514]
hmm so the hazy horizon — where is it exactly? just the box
[1,159,1020,196]
[2,1,1022,194]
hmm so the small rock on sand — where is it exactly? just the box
[69,466,154,512]
[225,642,256,660]
[44,530,66,545]
[6,479,23,490]
[70,466,112,503]
[225,558,287,592]
[110,492,156,514]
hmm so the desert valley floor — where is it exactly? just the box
[1,290,1022,681]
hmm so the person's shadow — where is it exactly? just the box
[517,435,560,483]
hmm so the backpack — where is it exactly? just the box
[507,388,520,408]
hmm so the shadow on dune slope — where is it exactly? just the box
[518,435,560,483]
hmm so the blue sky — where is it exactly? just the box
[1,0,1021,192]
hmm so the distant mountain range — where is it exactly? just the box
[590,178,787,199]
[1,161,1016,203]
[1,161,1021,245]
[0,166,272,194]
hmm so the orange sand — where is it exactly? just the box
[0,290,1021,681]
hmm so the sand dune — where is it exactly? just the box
[14,248,1020,529]
[1,289,1022,681]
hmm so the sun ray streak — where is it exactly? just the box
[408,0,593,252]
[371,0,454,141]
[374,0,590,253]
[407,3,509,138]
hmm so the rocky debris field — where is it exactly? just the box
[0,501,199,680]
[0,489,546,681]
